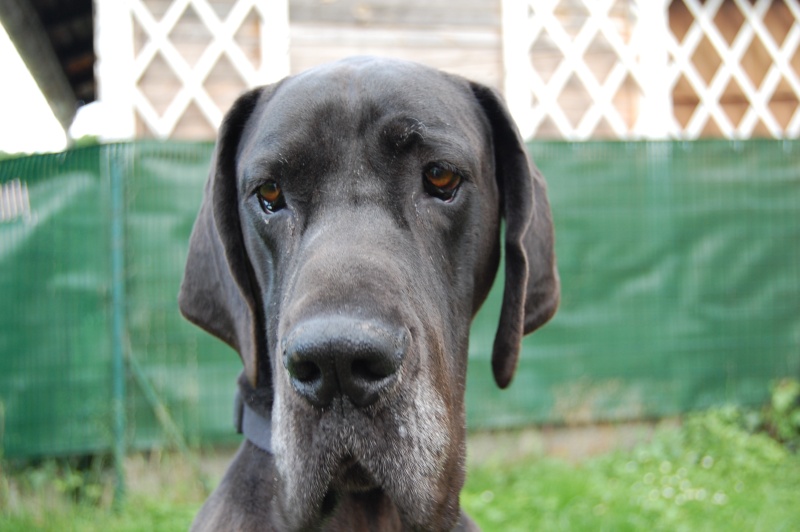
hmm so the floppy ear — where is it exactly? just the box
[179,87,269,387]
[471,83,560,389]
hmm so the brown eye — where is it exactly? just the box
[256,181,285,213]
[423,164,462,201]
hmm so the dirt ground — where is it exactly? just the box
[467,419,679,465]
[123,420,676,499]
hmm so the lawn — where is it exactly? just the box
[2,385,799,531]
[463,408,800,531]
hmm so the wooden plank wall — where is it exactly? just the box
[288,0,502,90]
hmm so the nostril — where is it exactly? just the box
[284,339,334,407]
[351,357,389,382]
[290,360,321,383]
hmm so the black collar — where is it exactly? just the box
[234,376,273,453]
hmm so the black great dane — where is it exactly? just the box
[179,56,559,531]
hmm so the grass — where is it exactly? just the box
[462,408,800,531]
[2,391,799,531]
[0,453,203,532]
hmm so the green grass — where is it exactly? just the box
[2,405,799,531]
[0,496,197,532]
[0,453,203,532]
[462,408,800,531]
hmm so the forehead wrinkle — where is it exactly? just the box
[378,113,475,160]
[382,116,427,148]
[403,119,427,143]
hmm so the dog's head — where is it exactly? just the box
[179,57,558,530]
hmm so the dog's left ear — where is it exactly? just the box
[471,83,560,389]
[179,86,272,388]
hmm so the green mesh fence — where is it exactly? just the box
[0,140,798,459]
[468,140,800,428]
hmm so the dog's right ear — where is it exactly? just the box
[470,82,560,389]
[179,86,272,387]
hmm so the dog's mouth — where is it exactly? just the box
[330,453,379,493]
[317,454,381,519]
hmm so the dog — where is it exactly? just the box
[179,56,559,531]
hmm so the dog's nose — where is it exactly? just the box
[282,317,408,408]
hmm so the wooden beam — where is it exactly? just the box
[0,0,76,131]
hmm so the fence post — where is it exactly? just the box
[635,0,673,139]
[501,0,536,139]
[108,146,127,504]
[94,0,136,140]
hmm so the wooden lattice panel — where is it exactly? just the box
[125,0,288,139]
[668,0,800,138]
[503,0,800,139]
[503,0,665,140]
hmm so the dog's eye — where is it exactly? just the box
[423,164,462,201]
[256,181,286,213]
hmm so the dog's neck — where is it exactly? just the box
[235,375,273,453]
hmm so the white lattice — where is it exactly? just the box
[96,0,289,139]
[667,0,800,138]
[503,0,670,140]
[503,0,800,139]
